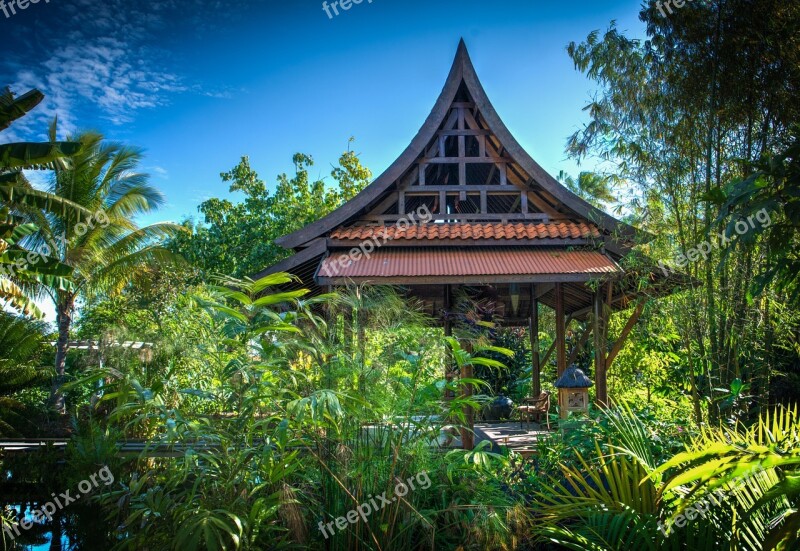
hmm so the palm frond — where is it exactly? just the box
[602,400,660,472]
[93,223,187,261]
[91,246,185,295]
[104,175,165,217]
[0,312,50,435]
[655,405,800,550]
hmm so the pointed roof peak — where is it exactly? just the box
[274,41,641,250]
[454,37,472,69]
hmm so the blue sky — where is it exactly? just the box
[2,0,648,229]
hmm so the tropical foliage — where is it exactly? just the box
[26,128,185,411]
[172,139,372,278]
[564,0,800,422]
[2,1,799,550]
[0,87,85,318]
[60,276,523,550]
[0,312,51,437]
[525,403,800,551]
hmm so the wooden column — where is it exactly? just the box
[593,285,608,406]
[555,283,567,377]
[529,284,541,396]
[325,285,336,390]
[357,301,367,394]
[441,280,475,450]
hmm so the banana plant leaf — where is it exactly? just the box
[0,184,94,217]
[0,250,73,277]
[0,88,44,131]
[1,222,38,244]
[0,278,44,318]
[0,141,83,170]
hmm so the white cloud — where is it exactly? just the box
[150,166,169,179]
[3,0,244,140]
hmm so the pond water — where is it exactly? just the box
[3,503,71,550]
[2,456,115,550]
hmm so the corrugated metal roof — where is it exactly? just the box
[318,248,620,278]
[329,222,601,241]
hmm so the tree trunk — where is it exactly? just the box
[704,0,723,425]
[51,295,74,414]
[48,510,63,551]
[685,334,704,427]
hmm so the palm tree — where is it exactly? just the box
[557,170,619,208]
[1,87,86,317]
[32,128,184,412]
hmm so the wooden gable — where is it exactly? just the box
[275,39,642,253]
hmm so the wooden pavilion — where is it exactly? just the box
[259,40,684,448]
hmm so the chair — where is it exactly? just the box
[517,392,551,431]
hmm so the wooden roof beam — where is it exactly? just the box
[437,129,492,136]
[421,156,509,164]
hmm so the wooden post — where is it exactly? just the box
[530,284,540,396]
[445,281,474,451]
[555,283,566,377]
[357,304,367,394]
[325,285,335,391]
[594,286,608,406]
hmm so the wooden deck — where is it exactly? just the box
[0,439,220,458]
[2,423,552,459]
[0,439,69,452]
[474,422,552,457]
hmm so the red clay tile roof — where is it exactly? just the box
[318,248,620,279]
[329,222,602,241]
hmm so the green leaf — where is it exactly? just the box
[252,289,309,307]
[0,141,83,170]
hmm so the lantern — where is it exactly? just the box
[554,364,593,419]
